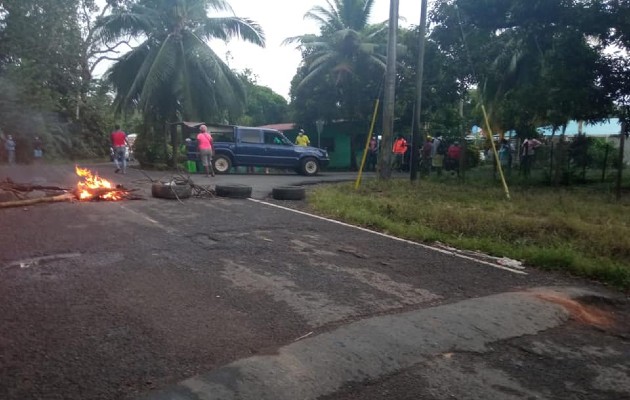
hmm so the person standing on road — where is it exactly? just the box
[197,125,215,177]
[520,137,541,177]
[295,129,310,146]
[110,125,128,174]
[4,135,16,165]
[392,134,408,171]
[421,136,433,176]
[367,136,378,172]
[431,135,445,176]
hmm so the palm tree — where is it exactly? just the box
[286,0,386,91]
[96,0,265,124]
[285,0,387,169]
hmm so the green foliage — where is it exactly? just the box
[430,0,618,135]
[396,28,463,136]
[0,0,117,161]
[97,0,265,124]
[235,70,289,126]
[308,179,630,289]
[288,0,387,125]
[133,124,172,169]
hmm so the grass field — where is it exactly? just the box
[307,175,630,290]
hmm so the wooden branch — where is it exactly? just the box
[0,193,75,209]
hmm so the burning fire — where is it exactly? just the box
[75,166,122,201]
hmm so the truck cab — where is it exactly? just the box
[209,125,329,176]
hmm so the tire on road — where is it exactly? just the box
[300,157,320,176]
[213,154,232,174]
[151,182,192,200]
[272,186,306,200]
[215,184,252,199]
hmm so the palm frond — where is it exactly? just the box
[204,0,234,13]
[94,5,159,44]
[305,8,343,32]
[198,17,265,46]
[137,35,180,112]
[182,30,246,117]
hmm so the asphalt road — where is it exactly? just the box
[0,162,628,400]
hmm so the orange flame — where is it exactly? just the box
[75,166,122,201]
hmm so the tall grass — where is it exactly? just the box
[308,178,630,290]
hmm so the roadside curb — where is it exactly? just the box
[140,287,611,400]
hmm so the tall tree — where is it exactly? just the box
[235,69,289,127]
[430,0,614,136]
[96,0,265,164]
[286,0,388,169]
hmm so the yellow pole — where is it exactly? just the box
[355,99,380,189]
[481,105,511,200]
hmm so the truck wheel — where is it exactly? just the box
[213,155,232,174]
[215,184,252,199]
[300,157,319,176]
[151,182,192,200]
[272,186,306,200]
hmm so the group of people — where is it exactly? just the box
[421,135,462,176]
[1,135,44,165]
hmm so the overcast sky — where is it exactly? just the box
[208,0,423,100]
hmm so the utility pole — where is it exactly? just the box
[410,0,428,182]
[378,0,399,179]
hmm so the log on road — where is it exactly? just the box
[0,193,76,209]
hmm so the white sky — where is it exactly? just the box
[209,0,423,100]
[94,0,424,101]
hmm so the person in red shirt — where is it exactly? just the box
[447,142,461,161]
[446,141,462,175]
[110,124,128,174]
[196,125,215,177]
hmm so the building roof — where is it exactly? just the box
[537,119,622,137]
[257,123,296,131]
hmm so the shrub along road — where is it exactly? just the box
[0,163,628,400]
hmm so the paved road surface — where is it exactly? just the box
[0,162,628,400]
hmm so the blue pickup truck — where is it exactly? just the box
[205,125,330,176]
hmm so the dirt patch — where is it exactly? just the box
[535,292,615,328]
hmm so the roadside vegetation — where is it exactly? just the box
[308,177,630,290]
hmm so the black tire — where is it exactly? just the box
[151,182,192,200]
[213,154,232,174]
[215,184,252,199]
[300,157,320,176]
[272,186,306,200]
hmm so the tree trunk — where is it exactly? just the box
[170,123,179,168]
[378,0,399,180]
[410,0,428,182]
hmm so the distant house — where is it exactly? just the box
[537,118,629,164]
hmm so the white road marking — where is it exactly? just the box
[248,198,527,275]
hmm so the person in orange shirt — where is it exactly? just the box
[392,134,408,171]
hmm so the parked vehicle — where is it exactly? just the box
[207,125,330,176]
